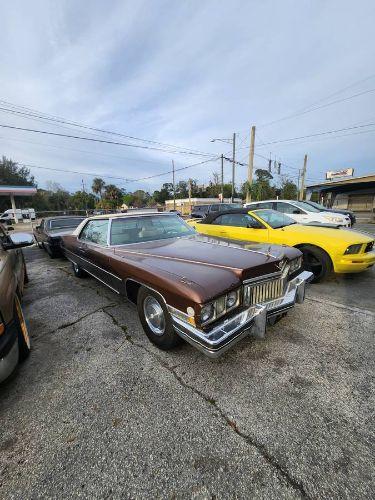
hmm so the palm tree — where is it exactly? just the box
[104,184,123,209]
[92,178,105,199]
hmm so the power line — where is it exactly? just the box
[0,99,215,157]
[250,122,375,147]
[0,123,216,158]
[18,157,219,184]
[258,75,375,128]
[1,134,182,166]
[128,158,219,182]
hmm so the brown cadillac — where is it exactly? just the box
[61,212,312,358]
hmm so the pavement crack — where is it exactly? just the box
[34,304,117,341]
[57,304,118,331]
[103,309,309,498]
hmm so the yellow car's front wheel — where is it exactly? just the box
[299,245,332,283]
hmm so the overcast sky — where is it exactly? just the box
[1,0,375,193]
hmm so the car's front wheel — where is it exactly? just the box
[299,245,332,282]
[45,244,57,259]
[72,262,87,278]
[137,287,182,350]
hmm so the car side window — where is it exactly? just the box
[210,205,219,212]
[40,219,45,230]
[276,202,299,214]
[80,219,109,245]
[257,202,273,209]
[213,213,263,228]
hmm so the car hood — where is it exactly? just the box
[112,234,300,297]
[281,224,373,244]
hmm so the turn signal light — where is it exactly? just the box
[0,323,4,336]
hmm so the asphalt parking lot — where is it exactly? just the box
[1,224,374,499]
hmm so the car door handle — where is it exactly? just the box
[78,246,87,253]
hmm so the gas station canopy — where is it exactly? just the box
[0,185,37,222]
[0,185,37,196]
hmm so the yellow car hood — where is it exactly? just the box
[282,223,373,244]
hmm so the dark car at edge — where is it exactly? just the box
[33,216,86,258]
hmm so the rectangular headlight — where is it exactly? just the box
[200,289,241,326]
[289,256,302,274]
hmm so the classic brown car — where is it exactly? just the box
[61,212,312,358]
[0,225,34,383]
[33,216,86,258]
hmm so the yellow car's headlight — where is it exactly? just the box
[344,244,362,255]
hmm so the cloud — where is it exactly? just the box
[0,0,374,192]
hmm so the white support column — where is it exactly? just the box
[10,194,18,223]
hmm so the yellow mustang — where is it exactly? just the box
[188,208,375,282]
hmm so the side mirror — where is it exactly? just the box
[7,226,14,231]
[3,232,34,250]
[292,209,301,214]
[247,224,263,229]
[35,225,41,230]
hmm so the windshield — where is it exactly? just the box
[110,215,195,245]
[49,218,85,230]
[306,201,325,210]
[253,209,296,229]
[218,203,242,210]
[293,200,320,213]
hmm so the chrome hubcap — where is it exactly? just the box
[143,296,165,336]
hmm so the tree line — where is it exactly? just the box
[0,156,298,212]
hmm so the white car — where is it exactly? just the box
[243,200,351,227]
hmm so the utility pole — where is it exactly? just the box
[299,155,308,201]
[221,154,224,203]
[82,179,88,215]
[297,169,301,200]
[172,160,176,210]
[246,125,256,203]
[231,132,236,202]
[188,178,192,211]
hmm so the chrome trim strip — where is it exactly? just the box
[243,271,282,284]
[83,268,120,294]
[123,278,169,307]
[64,248,122,281]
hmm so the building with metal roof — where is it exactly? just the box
[306,174,375,223]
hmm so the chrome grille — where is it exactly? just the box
[244,278,285,306]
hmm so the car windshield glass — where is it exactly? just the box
[307,201,325,210]
[293,201,320,213]
[110,215,195,245]
[253,209,296,228]
[219,203,242,210]
[49,218,85,229]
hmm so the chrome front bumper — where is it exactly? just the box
[171,270,313,358]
